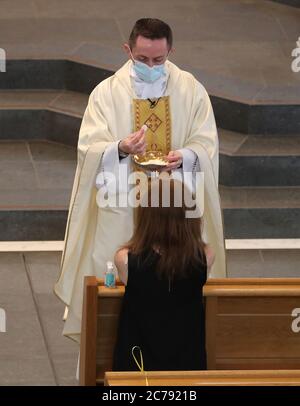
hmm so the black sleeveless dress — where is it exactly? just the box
[113,249,207,371]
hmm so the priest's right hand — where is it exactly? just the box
[118,127,146,155]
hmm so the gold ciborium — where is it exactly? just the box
[132,150,168,172]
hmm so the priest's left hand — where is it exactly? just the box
[165,150,183,170]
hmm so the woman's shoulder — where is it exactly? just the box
[114,248,129,286]
[114,248,129,267]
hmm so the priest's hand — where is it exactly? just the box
[165,150,183,170]
[119,127,146,155]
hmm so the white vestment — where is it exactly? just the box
[54,60,227,343]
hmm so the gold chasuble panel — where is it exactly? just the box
[133,96,171,155]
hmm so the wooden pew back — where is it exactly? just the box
[205,278,300,370]
[79,277,300,385]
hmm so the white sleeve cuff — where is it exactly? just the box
[178,148,200,172]
[95,141,131,194]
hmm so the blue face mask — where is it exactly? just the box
[133,60,166,83]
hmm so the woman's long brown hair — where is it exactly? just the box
[122,177,206,279]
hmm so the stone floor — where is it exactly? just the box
[0,251,78,386]
[0,0,299,103]
[0,248,299,386]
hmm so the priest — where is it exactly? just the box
[54,18,226,343]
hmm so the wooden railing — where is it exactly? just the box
[104,369,300,386]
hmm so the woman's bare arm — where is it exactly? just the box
[114,248,129,285]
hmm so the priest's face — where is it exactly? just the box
[124,36,171,67]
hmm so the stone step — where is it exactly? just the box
[0,90,85,145]
[219,129,300,186]
[0,208,300,241]
[1,60,299,135]
[1,205,299,240]
[0,138,298,240]
[271,0,300,7]
[0,138,74,241]
[0,89,88,117]
[1,90,299,187]
[221,185,300,238]
[1,90,300,185]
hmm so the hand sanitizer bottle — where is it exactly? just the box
[104,261,116,288]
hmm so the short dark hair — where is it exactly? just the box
[129,18,173,50]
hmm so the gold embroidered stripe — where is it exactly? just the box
[133,96,171,155]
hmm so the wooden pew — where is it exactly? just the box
[79,277,124,386]
[104,369,300,386]
[204,278,300,370]
[79,277,300,386]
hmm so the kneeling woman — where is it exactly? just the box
[113,178,214,371]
